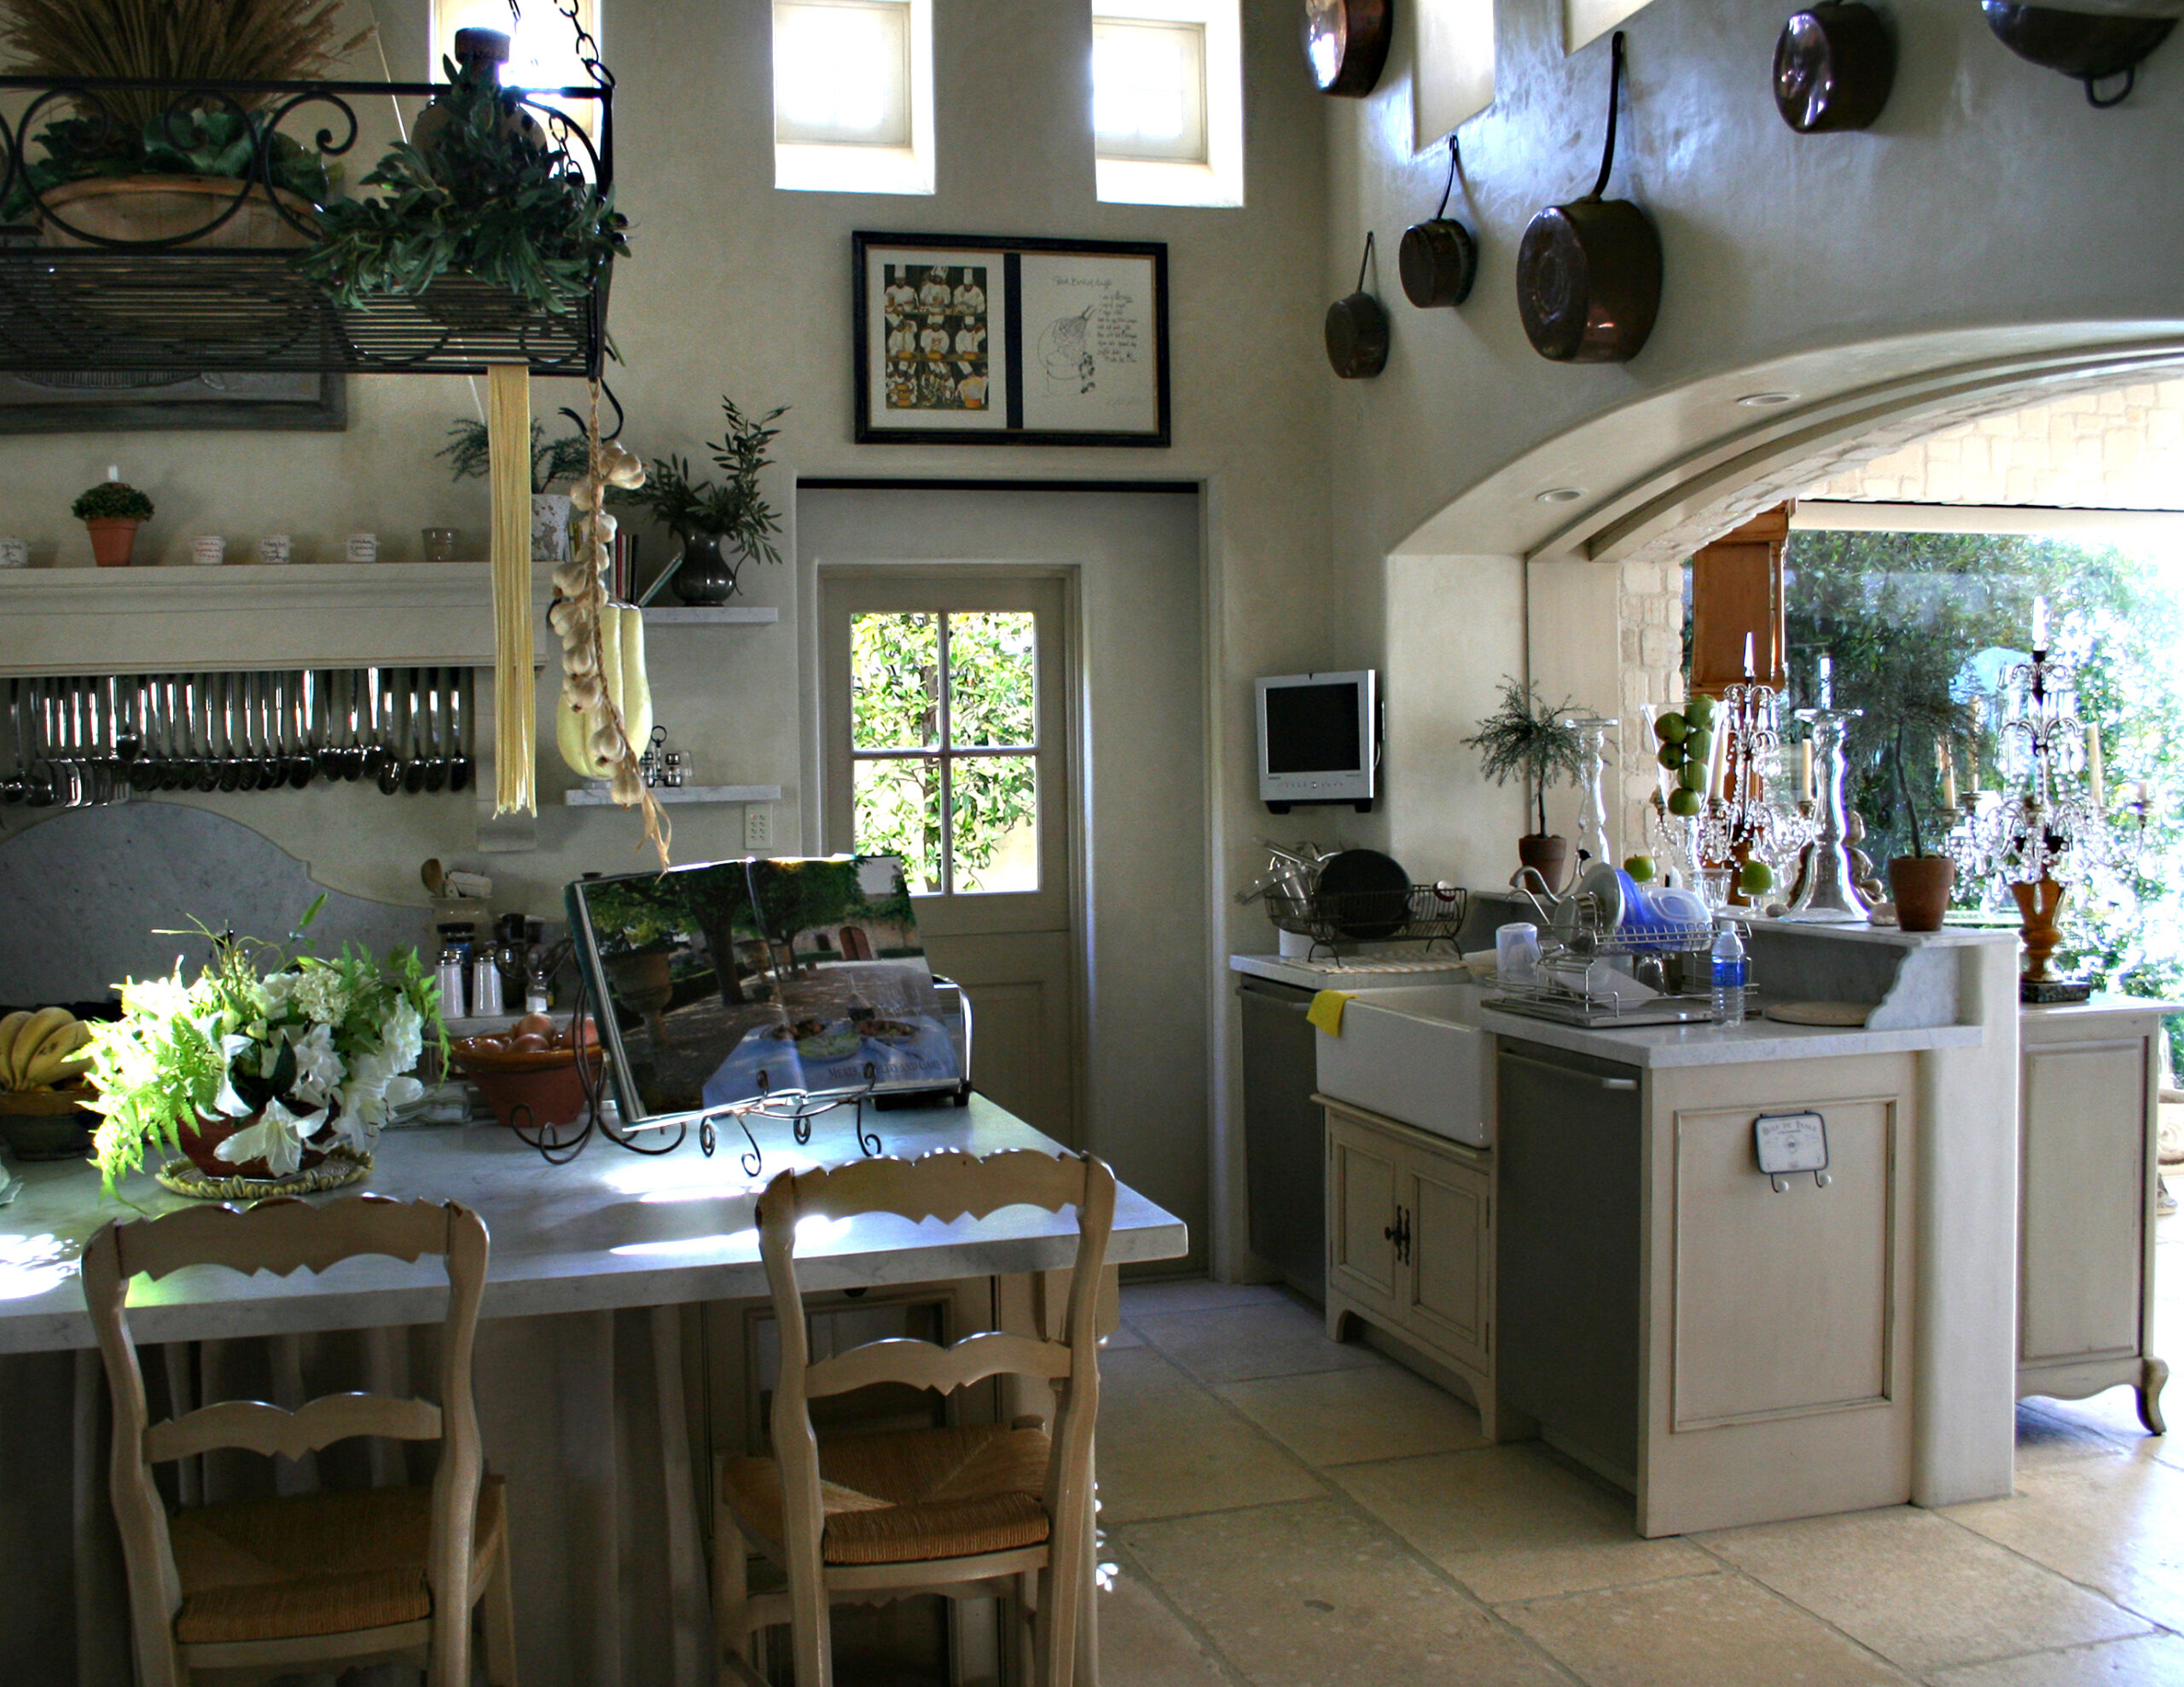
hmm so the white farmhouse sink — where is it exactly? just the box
[1314,984,1492,1148]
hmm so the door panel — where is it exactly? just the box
[1327,1119,1399,1308]
[2022,1041,2146,1363]
[822,572,1079,1145]
[1408,1159,1490,1367]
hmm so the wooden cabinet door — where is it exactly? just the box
[1404,1154,1491,1372]
[2021,1038,2148,1365]
[1327,1115,1400,1313]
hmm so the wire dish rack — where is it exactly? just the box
[1263,884,1469,954]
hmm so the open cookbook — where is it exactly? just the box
[566,855,965,1127]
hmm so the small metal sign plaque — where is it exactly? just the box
[1755,1111,1830,1191]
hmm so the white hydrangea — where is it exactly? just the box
[291,968,351,1027]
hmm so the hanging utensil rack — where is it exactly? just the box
[2,668,478,807]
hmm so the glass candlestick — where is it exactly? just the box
[1564,716,1618,870]
[1783,706,1873,922]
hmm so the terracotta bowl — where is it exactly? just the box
[454,1047,602,1130]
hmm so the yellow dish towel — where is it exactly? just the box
[1307,990,1355,1037]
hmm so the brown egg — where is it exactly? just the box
[510,1032,550,1052]
[513,1012,555,1039]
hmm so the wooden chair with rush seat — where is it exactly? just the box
[713,1148,1117,1687]
[81,1195,516,1687]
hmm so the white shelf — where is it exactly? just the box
[563,783,781,807]
[641,606,779,625]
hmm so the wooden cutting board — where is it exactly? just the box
[1763,1000,1877,1028]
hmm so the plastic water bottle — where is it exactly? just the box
[1711,925,1747,1026]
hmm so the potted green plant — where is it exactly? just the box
[79,903,445,1195]
[1464,676,1585,892]
[301,41,628,319]
[614,396,787,606]
[0,0,359,247]
[72,478,154,566]
[439,415,590,560]
[1887,725,1956,932]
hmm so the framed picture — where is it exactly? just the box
[853,232,1169,447]
[0,368,346,433]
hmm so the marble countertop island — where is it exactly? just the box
[0,1095,1187,1354]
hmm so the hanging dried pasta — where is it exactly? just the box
[487,362,536,816]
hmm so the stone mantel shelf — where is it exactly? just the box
[0,561,555,676]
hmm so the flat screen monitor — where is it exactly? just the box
[566,855,964,1127]
[1256,670,1378,810]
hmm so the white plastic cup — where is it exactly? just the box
[258,534,293,565]
[1496,921,1542,985]
[0,536,26,569]
[189,535,226,566]
[346,532,379,564]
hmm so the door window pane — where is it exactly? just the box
[851,612,940,750]
[951,754,1038,893]
[853,757,942,892]
[946,611,1037,748]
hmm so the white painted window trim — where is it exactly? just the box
[1413,0,1496,148]
[773,0,936,196]
[1564,0,1651,55]
[1093,0,1243,208]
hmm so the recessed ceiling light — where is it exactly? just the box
[1536,487,1584,505]
[1737,391,1798,408]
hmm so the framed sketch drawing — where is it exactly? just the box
[0,368,346,433]
[854,232,1169,447]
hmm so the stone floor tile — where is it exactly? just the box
[1941,1444,2184,1632]
[1334,1444,1713,1603]
[1119,1278,1291,1317]
[1095,1346,1326,1524]
[1699,1505,2148,1675]
[1133,1296,1388,1385]
[1091,1558,1239,1686]
[1122,1499,1573,1687]
[2011,1401,2137,1468]
[1216,1364,1490,1468]
[1101,1323,1146,1349]
[1926,1633,2184,1687]
[1507,1572,1908,1687]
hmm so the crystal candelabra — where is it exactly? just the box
[1565,716,1618,872]
[1784,705,1872,922]
[1945,630,2146,994]
[1647,681,1815,907]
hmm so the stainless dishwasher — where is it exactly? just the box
[1496,1036,1643,1491]
[1238,975,1325,1299]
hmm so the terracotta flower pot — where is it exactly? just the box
[178,1109,330,1182]
[38,174,315,252]
[85,518,140,567]
[1517,833,1571,895]
[1888,855,1955,933]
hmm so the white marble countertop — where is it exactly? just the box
[2020,994,2184,1023]
[1475,1002,1989,1070]
[0,1096,1187,1354]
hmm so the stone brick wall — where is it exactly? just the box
[1618,557,1686,845]
[1812,380,2184,509]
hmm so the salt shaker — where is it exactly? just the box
[470,950,505,1017]
[435,942,468,1020]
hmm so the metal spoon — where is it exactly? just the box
[404,669,430,794]
[288,670,314,787]
[376,672,405,795]
[449,669,473,793]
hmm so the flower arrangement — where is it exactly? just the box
[82,901,444,1195]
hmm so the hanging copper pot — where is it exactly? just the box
[1303,0,1394,97]
[1516,32,1661,364]
[1399,134,1478,308]
[1983,1,2175,107]
[1774,3,1896,132]
[1326,230,1390,378]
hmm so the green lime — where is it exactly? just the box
[1623,855,1657,882]
[1658,744,1684,769]
[1740,860,1776,895]
[1678,762,1709,792]
[1667,787,1701,818]
[1683,729,1713,763]
[1684,694,1716,723]
[1653,712,1687,743]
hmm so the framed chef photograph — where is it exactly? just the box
[853,231,1170,447]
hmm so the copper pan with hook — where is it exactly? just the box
[1516,31,1661,364]
[1400,133,1478,309]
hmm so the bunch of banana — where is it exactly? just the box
[549,426,668,862]
[0,1007,92,1092]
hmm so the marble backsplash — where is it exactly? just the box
[0,803,437,1005]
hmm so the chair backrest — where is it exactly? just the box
[81,1195,490,1675]
[756,1147,1116,1558]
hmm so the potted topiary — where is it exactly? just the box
[72,478,154,566]
[613,396,787,605]
[439,415,590,561]
[1465,676,1585,893]
[0,0,360,248]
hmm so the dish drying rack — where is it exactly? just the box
[1489,893,1725,1028]
[1261,884,1470,958]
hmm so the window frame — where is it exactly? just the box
[773,0,936,195]
[1091,0,1243,208]
[428,0,601,136]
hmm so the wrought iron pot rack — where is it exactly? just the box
[0,58,613,380]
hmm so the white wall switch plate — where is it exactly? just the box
[744,804,772,852]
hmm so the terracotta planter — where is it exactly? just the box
[1516,833,1571,895]
[38,174,315,251]
[1889,855,1955,934]
[461,1052,600,1131]
[85,518,140,567]
[178,1109,330,1182]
